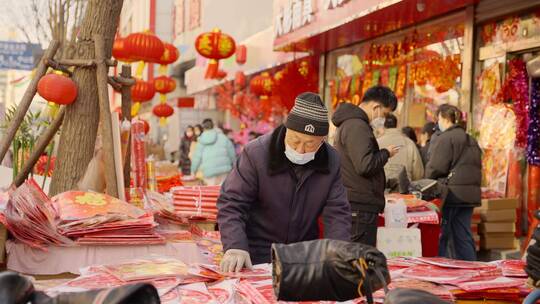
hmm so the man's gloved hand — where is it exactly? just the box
[220,249,252,273]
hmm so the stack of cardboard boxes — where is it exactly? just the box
[476,198,519,250]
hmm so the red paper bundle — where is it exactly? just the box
[1,179,73,250]
[171,186,221,221]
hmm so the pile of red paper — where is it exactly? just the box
[386,257,532,303]
[0,179,73,250]
[171,186,220,221]
[53,191,164,245]
[146,190,189,226]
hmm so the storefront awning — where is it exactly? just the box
[185,27,309,96]
[273,0,478,52]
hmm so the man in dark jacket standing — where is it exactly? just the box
[332,86,399,246]
[217,92,351,272]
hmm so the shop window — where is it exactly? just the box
[324,13,466,133]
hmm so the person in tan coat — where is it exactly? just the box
[377,114,424,182]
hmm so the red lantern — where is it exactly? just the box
[157,42,180,65]
[236,45,247,64]
[131,79,155,102]
[154,76,176,94]
[153,103,174,118]
[112,37,134,62]
[153,103,174,126]
[37,73,78,105]
[124,32,164,63]
[250,72,273,99]
[235,71,246,89]
[195,28,236,79]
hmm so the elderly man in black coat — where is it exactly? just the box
[217,92,351,272]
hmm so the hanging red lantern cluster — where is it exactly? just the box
[37,72,78,115]
[152,103,174,126]
[195,28,236,79]
[250,72,274,99]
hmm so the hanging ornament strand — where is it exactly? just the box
[528,77,540,165]
[504,58,530,148]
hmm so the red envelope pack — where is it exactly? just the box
[102,258,189,282]
[52,191,146,222]
[456,277,526,292]
[409,257,495,269]
[208,279,238,304]
[175,283,217,304]
[401,265,501,285]
[3,179,73,250]
[490,260,527,277]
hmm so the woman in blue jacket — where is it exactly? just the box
[191,119,236,185]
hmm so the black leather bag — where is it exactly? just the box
[272,239,390,303]
[0,272,35,304]
[0,271,160,304]
[37,283,160,304]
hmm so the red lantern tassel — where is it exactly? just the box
[205,59,219,79]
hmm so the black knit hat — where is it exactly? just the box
[285,92,329,136]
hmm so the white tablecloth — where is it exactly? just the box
[6,240,205,275]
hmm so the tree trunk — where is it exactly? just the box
[49,0,124,196]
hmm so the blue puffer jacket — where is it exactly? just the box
[191,129,236,178]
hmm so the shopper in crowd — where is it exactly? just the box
[425,104,482,261]
[217,92,351,272]
[191,119,236,185]
[402,126,420,149]
[189,124,203,160]
[332,85,399,246]
[178,125,195,176]
[419,122,437,165]
[377,114,424,182]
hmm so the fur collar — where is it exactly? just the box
[268,125,330,176]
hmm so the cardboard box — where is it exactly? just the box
[479,222,515,234]
[480,209,517,222]
[480,198,519,210]
[480,235,517,250]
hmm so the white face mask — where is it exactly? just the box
[370,107,385,129]
[284,143,319,165]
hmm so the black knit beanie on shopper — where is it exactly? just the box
[285,92,329,136]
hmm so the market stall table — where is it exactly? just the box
[6,240,206,275]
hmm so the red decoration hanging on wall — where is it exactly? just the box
[194,28,236,79]
[250,72,273,99]
[37,72,78,105]
[235,71,246,89]
[236,45,247,65]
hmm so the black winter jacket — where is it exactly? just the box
[425,125,482,207]
[217,125,351,264]
[332,103,389,213]
[178,136,193,176]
